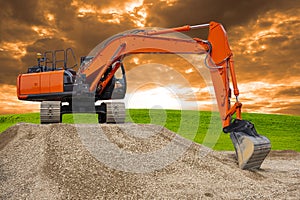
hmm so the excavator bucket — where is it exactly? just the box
[224,119,271,170]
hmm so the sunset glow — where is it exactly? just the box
[0,0,299,115]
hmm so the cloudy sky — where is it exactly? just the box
[0,0,299,115]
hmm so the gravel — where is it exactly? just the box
[0,123,299,199]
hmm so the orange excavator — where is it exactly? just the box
[17,21,271,169]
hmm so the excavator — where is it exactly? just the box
[17,21,271,170]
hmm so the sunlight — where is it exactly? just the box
[100,0,147,27]
[125,0,143,12]
[159,0,177,6]
[31,26,54,37]
[125,86,182,110]
[1,42,28,59]
[46,13,55,21]
[78,6,96,17]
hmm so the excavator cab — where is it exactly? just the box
[111,62,126,99]
[79,56,127,100]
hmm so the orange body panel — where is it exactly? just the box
[18,70,64,97]
[207,22,232,65]
[40,73,50,93]
[19,73,40,94]
[48,71,64,93]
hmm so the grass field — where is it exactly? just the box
[0,110,299,151]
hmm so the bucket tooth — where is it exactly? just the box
[224,119,271,170]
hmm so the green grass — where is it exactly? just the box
[0,113,40,133]
[1,110,299,151]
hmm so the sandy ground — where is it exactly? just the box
[0,123,299,199]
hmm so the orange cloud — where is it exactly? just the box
[0,84,39,114]
[238,81,300,115]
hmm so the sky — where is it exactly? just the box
[0,0,299,115]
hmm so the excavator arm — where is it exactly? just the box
[79,21,271,169]
[81,22,240,127]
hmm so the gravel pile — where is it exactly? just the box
[0,123,299,199]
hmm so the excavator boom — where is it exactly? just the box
[79,22,243,127]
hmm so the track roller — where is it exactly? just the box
[40,101,62,124]
[98,102,125,124]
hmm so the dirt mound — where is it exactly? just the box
[0,123,299,199]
